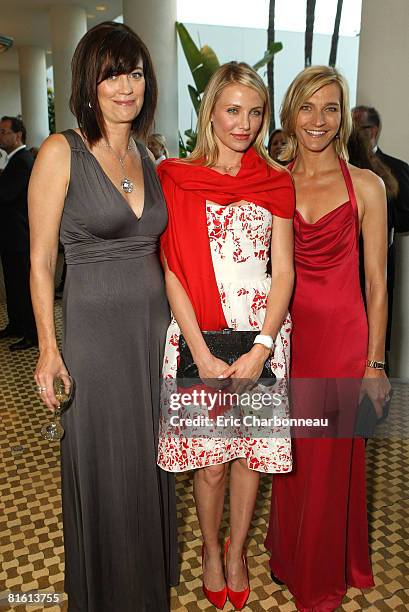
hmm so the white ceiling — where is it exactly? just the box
[0,0,122,72]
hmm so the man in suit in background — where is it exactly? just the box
[0,116,37,350]
[352,105,409,233]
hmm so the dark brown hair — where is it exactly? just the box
[348,126,398,200]
[352,105,381,128]
[70,21,157,145]
[1,116,26,143]
[267,128,284,152]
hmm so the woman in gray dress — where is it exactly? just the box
[28,21,178,612]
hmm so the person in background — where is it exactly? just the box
[158,61,294,610]
[268,128,288,164]
[348,125,398,361]
[265,66,390,612]
[28,21,178,612]
[352,105,409,233]
[147,132,169,165]
[0,116,38,350]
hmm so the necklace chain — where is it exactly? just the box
[102,138,136,193]
[213,163,241,172]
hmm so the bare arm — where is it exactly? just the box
[29,134,71,410]
[360,171,388,362]
[222,216,294,384]
[260,216,294,338]
[356,168,391,413]
[164,214,294,385]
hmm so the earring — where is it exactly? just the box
[88,101,92,109]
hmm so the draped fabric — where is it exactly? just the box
[64,235,158,264]
[59,130,179,612]
[265,159,374,611]
[158,147,295,330]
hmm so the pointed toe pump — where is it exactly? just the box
[224,538,250,610]
[202,544,228,609]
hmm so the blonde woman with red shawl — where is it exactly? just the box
[157,62,295,609]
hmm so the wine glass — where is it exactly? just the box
[40,376,74,441]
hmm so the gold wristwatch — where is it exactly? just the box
[366,359,385,370]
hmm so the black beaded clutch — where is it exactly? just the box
[354,390,392,438]
[177,330,275,382]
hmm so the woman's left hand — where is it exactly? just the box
[219,344,270,394]
[359,367,392,418]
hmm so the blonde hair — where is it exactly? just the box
[147,132,169,158]
[189,62,282,170]
[280,65,352,162]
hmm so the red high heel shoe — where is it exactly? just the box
[224,538,250,610]
[202,544,227,609]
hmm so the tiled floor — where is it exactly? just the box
[0,302,408,611]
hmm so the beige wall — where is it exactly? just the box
[357,0,409,162]
[357,0,409,378]
[0,71,21,116]
[0,71,21,169]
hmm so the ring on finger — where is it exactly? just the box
[37,386,47,393]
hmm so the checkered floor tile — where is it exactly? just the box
[0,302,408,611]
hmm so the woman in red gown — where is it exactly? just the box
[265,66,391,611]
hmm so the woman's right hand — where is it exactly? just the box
[197,353,230,386]
[34,347,71,411]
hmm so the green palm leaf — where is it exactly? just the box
[193,45,220,93]
[252,41,283,72]
[176,22,203,72]
[176,23,220,95]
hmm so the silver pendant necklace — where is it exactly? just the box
[104,139,135,193]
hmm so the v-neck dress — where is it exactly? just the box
[265,159,374,611]
[58,129,178,612]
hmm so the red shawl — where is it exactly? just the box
[158,147,295,331]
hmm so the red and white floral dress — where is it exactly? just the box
[157,201,292,473]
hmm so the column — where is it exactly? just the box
[0,71,21,117]
[123,0,178,155]
[49,4,87,132]
[357,0,409,378]
[18,47,49,148]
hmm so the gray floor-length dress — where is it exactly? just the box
[59,129,179,612]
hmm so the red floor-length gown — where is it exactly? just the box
[265,159,374,611]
